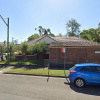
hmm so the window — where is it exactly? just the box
[81,66,100,73]
[95,51,100,53]
[96,67,100,73]
[80,66,91,72]
[71,66,78,70]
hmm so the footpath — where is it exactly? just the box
[0,66,14,74]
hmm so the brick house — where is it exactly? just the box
[27,35,57,47]
[26,35,57,60]
[49,37,100,69]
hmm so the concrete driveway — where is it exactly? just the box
[0,74,100,100]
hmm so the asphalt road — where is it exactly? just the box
[0,74,100,100]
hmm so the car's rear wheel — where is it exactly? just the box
[74,78,85,88]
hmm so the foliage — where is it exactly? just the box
[28,34,40,41]
[80,24,100,43]
[9,43,17,61]
[49,33,55,37]
[20,42,29,55]
[0,44,5,54]
[35,26,43,36]
[27,45,33,55]
[20,42,48,55]
[32,42,48,54]
[66,18,81,36]
[35,26,55,37]
[56,33,63,37]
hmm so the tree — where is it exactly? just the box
[28,34,40,41]
[9,43,17,61]
[0,44,5,55]
[31,42,48,55]
[35,26,55,36]
[35,26,43,36]
[49,33,55,37]
[80,27,100,43]
[20,42,29,55]
[66,18,81,36]
[57,33,63,37]
[98,22,100,30]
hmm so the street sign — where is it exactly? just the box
[61,48,66,53]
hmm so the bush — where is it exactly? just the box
[32,42,48,55]
[20,42,29,55]
[9,43,17,61]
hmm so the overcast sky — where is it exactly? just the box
[0,0,100,43]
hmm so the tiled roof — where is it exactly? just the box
[27,35,100,47]
[50,37,100,47]
[27,35,57,45]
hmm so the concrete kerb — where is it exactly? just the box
[0,64,69,78]
[4,72,68,78]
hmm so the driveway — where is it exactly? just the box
[0,74,100,100]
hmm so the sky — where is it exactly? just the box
[0,0,100,43]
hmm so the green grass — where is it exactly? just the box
[0,60,44,65]
[0,61,6,64]
[0,67,6,70]
[7,68,69,76]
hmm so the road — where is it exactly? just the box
[0,74,100,100]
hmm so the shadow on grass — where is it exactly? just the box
[13,65,47,69]
[64,81,100,96]
[15,60,44,65]
[0,65,8,68]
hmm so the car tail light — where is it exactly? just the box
[70,71,77,74]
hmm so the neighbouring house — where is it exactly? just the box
[26,35,57,60]
[49,37,100,69]
[27,35,57,47]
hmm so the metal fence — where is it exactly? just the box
[49,58,100,70]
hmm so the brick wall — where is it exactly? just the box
[15,54,49,61]
[49,47,100,68]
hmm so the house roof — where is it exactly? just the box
[50,37,100,47]
[27,35,57,45]
[27,35,100,47]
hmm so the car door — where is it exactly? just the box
[91,66,100,84]
[80,66,100,85]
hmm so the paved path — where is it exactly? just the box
[0,74,100,100]
[0,66,14,74]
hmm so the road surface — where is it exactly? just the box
[0,74,100,100]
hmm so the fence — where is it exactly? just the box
[15,54,49,61]
[49,58,100,70]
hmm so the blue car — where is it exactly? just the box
[69,63,100,87]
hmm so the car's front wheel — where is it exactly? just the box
[74,78,85,88]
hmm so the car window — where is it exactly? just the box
[71,66,78,70]
[95,67,100,73]
[80,66,91,72]
[81,66,100,73]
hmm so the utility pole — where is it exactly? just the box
[0,15,9,65]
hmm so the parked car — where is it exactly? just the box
[69,63,100,87]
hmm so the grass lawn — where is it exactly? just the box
[0,61,6,64]
[0,60,44,65]
[0,67,6,70]
[7,68,69,76]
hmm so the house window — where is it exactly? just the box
[47,44,50,54]
[95,51,100,54]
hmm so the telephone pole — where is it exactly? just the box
[0,15,9,65]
